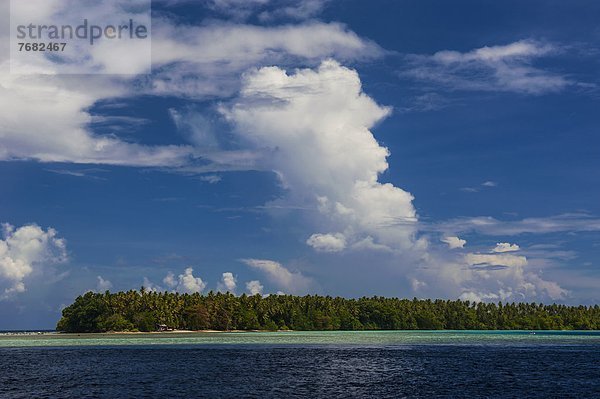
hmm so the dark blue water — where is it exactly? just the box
[1,344,599,398]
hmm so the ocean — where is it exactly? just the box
[0,331,598,398]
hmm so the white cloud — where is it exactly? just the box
[176,267,207,294]
[146,267,207,294]
[245,280,264,295]
[217,272,237,293]
[458,291,484,303]
[350,236,394,252]
[0,70,195,165]
[0,223,67,298]
[259,0,331,21]
[168,108,220,149]
[526,273,569,301]
[465,253,528,269]
[200,0,330,21]
[457,271,568,303]
[408,240,569,303]
[8,0,152,75]
[2,2,379,167]
[0,1,195,166]
[403,40,570,94]
[163,272,177,288]
[434,40,552,63]
[199,175,222,184]
[142,277,163,293]
[493,242,520,253]
[306,233,346,253]
[459,251,568,300]
[458,290,510,303]
[441,236,466,249]
[223,60,422,251]
[434,213,600,236]
[96,276,113,292]
[411,278,427,292]
[150,21,381,98]
[399,92,450,113]
[241,258,310,293]
[460,181,497,193]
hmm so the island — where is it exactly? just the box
[56,289,600,333]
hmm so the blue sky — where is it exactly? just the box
[1,0,599,329]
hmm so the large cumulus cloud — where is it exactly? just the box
[223,60,422,251]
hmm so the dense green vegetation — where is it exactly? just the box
[56,289,600,332]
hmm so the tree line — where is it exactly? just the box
[56,289,600,332]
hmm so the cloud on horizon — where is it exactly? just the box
[0,223,67,299]
[241,258,311,294]
[217,272,237,293]
[245,280,264,295]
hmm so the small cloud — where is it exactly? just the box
[45,168,108,180]
[351,236,394,252]
[411,278,427,292]
[460,181,497,193]
[465,253,528,268]
[399,92,450,113]
[469,264,510,271]
[493,242,520,253]
[459,291,484,303]
[199,175,222,184]
[176,267,207,294]
[459,291,506,303]
[202,0,332,21]
[217,272,237,293]
[441,236,466,249]
[96,276,112,292]
[169,108,220,149]
[241,258,311,294]
[146,267,207,294]
[163,272,177,288]
[142,277,163,293]
[258,0,331,21]
[245,280,263,295]
[306,233,346,252]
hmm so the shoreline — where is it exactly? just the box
[2,329,598,337]
[0,329,294,336]
[95,329,293,334]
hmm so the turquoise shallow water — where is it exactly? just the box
[0,330,598,347]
